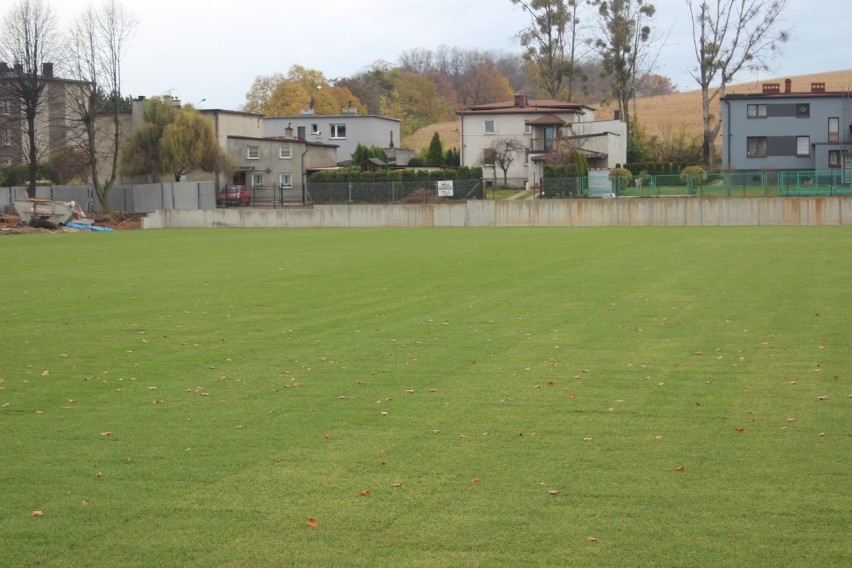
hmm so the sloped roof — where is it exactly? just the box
[458,98,594,116]
[527,114,566,126]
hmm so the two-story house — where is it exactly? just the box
[262,108,405,166]
[721,80,852,173]
[458,95,627,188]
[226,129,338,203]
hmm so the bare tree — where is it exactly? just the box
[511,0,583,100]
[0,0,59,197]
[66,0,136,212]
[688,0,790,167]
[490,137,527,186]
[589,0,656,150]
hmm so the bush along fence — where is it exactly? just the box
[305,167,484,204]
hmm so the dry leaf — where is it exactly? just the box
[31,510,43,517]
[655,435,664,440]
[360,490,370,496]
[583,437,593,442]
[675,465,685,472]
[585,536,598,542]
[695,401,702,407]
[81,500,89,506]
[324,434,332,439]
[736,428,745,434]
[404,388,415,393]
[568,393,578,399]
[306,518,318,528]
[99,431,112,437]
[380,411,388,416]
[548,489,560,496]
[392,482,404,487]
[379,460,387,466]
[41,371,50,376]
[472,477,481,483]
[818,395,828,401]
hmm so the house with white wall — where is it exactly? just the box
[458,95,627,188]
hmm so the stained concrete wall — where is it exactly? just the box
[142,197,852,229]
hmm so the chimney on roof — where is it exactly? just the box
[514,93,528,108]
[42,62,53,78]
[389,130,395,149]
[784,78,791,94]
[284,123,293,138]
[811,82,826,93]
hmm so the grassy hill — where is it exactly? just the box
[404,69,852,154]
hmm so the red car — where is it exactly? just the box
[216,185,250,207]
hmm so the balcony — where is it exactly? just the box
[530,137,556,153]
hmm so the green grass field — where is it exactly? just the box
[1,227,850,567]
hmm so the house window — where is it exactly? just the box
[523,121,531,134]
[247,146,259,159]
[251,173,263,188]
[2,129,11,146]
[279,145,292,159]
[329,123,346,139]
[746,137,767,157]
[747,104,767,118]
[311,123,319,135]
[1,158,11,166]
[297,126,306,139]
[1,99,9,115]
[484,120,495,134]
[796,136,810,157]
[796,103,810,118]
[280,173,293,188]
[829,150,842,168]
[828,117,840,143]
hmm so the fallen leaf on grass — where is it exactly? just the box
[99,431,112,437]
[360,490,370,496]
[306,518,318,528]
[548,489,560,496]
[583,437,593,442]
[817,395,828,401]
[568,393,578,399]
[655,435,664,440]
[41,371,50,376]
[675,465,685,472]
[736,428,745,434]
[324,434,333,439]
[472,477,481,483]
[392,482,404,488]
[585,536,598,542]
[404,388,415,393]
[31,510,43,518]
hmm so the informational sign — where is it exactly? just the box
[437,180,454,197]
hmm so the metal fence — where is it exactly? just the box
[1,182,216,213]
[542,171,852,198]
[306,179,483,204]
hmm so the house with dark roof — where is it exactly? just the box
[721,80,852,173]
[458,94,627,188]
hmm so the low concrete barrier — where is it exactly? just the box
[142,197,852,229]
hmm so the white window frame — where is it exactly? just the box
[279,145,292,159]
[280,173,293,188]
[796,136,810,157]
[247,146,259,159]
[523,121,531,135]
[329,123,346,139]
[251,173,264,188]
[484,120,495,134]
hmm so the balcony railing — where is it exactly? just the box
[530,138,556,153]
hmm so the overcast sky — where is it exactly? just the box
[44,0,852,111]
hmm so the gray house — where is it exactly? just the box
[262,109,404,165]
[721,80,852,172]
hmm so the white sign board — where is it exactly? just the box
[437,180,454,197]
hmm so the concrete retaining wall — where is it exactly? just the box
[142,197,852,229]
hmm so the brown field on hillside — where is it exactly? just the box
[405,70,852,153]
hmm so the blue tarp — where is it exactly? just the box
[66,222,114,232]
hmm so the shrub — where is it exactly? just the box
[609,167,633,191]
[679,165,707,185]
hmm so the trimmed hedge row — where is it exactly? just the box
[309,167,483,184]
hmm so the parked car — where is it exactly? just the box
[216,185,250,207]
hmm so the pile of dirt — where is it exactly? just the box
[0,211,143,235]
